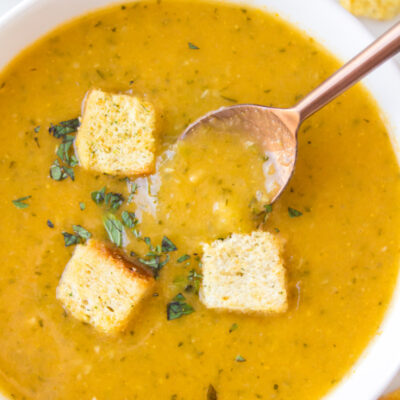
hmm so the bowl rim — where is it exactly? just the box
[0,0,399,399]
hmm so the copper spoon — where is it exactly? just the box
[181,22,400,203]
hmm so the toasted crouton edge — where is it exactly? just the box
[56,239,155,334]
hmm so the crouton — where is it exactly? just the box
[340,0,400,20]
[56,239,155,334]
[200,231,287,314]
[76,89,157,177]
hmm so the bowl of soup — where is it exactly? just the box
[0,0,399,399]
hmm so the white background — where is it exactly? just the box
[0,0,399,398]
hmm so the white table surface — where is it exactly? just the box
[0,0,399,398]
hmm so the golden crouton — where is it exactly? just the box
[76,89,157,177]
[56,239,155,334]
[340,0,400,19]
[200,231,287,314]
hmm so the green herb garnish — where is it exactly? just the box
[105,192,124,210]
[186,269,203,294]
[188,42,199,50]
[49,118,80,138]
[103,214,124,247]
[229,323,238,333]
[264,204,272,213]
[79,202,86,210]
[127,182,137,204]
[161,236,177,253]
[121,211,138,229]
[49,118,79,182]
[50,159,74,181]
[62,232,80,247]
[12,195,31,209]
[177,254,190,263]
[221,95,238,103]
[91,187,106,204]
[72,225,92,240]
[288,207,302,218]
[56,135,78,167]
[235,355,246,362]
[167,293,194,320]
[47,220,54,228]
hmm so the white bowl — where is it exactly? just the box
[0,0,399,399]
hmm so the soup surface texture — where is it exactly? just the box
[0,1,399,399]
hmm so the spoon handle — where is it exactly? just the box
[295,21,400,122]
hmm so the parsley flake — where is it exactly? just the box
[229,323,238,333]
[91,187,106,204]
[235,355,246,362]
[72,225,92,240]
[188,42,199,50]
[62,232,80,247]
[121,211,138,229]
[12,195,31,209]
[167,293,194,320]
[105,192,124,210]
[161,236,177,253]
[103,214,124,247]
[49,118,80,138]
[177,254,190,263]
[288,207,303,218]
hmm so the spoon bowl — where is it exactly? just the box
[181,21,400,203]
[181,105,300,202]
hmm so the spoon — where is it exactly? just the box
[181,21,400,203]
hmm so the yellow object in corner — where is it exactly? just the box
[340,0,400,19]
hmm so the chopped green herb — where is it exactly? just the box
[105,192,124,210]
[12,195,31,209]
[62,232,80,247]
[121,211,138,229]
[139,254,170,278]
[50,160,65,181]
[221,95,238,103]
[50,159,74,181]
[79,202,86,210]
[72,225,92,241]
[34,126,40,133]
[63,165,75,180]
[188,42,199,50]
[288,207,303,218]
[167,293,194,320]
[264,204,272,213]
[186,269,203,293]
[103,214,124,247]
[235,355,246,362]
[162,236,177,253]
[177,254,190,263]
[207,384,218,400]
[91,187,106,204]
[47,220,54,228]
[49,118,80,138]
[127,182,137,204]
[229,323,238,333]
[56,135,74,163]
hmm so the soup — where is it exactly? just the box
[0,1,399,399]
